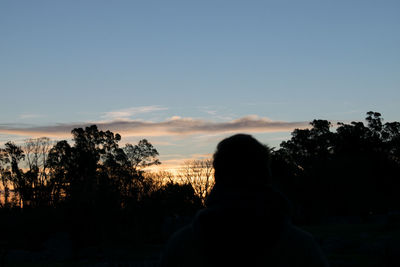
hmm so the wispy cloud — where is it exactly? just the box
[101,105,168,120]
[0,115,308,138]
[18,113,44,120]
[198,106,234,121]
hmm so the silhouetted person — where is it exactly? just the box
[160,134,329,266]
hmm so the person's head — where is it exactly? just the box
[213,134,272,189]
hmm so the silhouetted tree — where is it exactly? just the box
[0,148,12,207]
[275,111,400,222]
[178,159,214,202]
[124,139,161,170]
[149,182,202,217]
[2,142,25,207]
[143,171,174,193]
[119,140,161,205]
[23,137,53,207]
[47,140,73,205]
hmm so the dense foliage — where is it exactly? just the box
[273,111,400,223]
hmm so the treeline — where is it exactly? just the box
[0,126,202,211]
[0,125,204,249]
[272,111,400,223]
[0,111,399,250]
[1,111,399,219]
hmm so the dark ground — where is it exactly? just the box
[2,214,400,267]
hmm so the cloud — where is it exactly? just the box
[18,113,44,119]
[198,106,234,121]
[101,105,168,120]
[0,115,308,139]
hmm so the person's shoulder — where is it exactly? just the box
[272,223,330,267]
[159,224,196,267]
[167,224,194,250]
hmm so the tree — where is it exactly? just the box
[383,121,400,162]
[23,137,53,206]
[116,140,161,204]
[366,111,383,137]
[124,139,161,171]
[68,125,122,207]
[280,119,334,167]
[3,142,25,207]
[275,111,400,221]
[47,140,73,205]
[178,159,214,202]
[149,182,202,216]
[0,148,11,206]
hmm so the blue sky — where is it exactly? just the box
[1,0,399,169]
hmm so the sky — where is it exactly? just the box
[1,0,399,170]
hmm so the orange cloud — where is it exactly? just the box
[0,116,308,139]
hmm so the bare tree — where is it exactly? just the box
[24,137,52,186]
[178,159,214,202]
[143,170,175,194]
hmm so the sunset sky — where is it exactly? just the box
[1,1,399,170]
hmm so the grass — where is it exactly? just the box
[303,222,400,267]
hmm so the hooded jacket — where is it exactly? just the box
[160,185,329,267]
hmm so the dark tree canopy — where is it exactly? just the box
[273,111,400,223]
